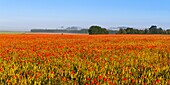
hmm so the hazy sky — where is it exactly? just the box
[0,0,170,31]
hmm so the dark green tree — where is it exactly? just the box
[118,28,127,34]
[125,28,134,34]
[138,30,145,34]
[144,29,149,34]
[149,25,158,34]
[158,28,163,34]
[88,26,109,35]
[166,29,170,34]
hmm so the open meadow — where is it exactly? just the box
[0,34,170,84]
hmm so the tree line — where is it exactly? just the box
[31,29,89,34]
[88,25,170,35]
[118,25,170,34]
[30,25,170,35]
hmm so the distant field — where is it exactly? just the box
[0,31,26,34]
[0,34,170,84]
[0,31,89,35]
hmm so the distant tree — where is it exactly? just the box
[116,25,170,34]
[158,28,163,34]
[125,28,134,34]
[138,30,145,34]
[149,25,158,34]
[148,25,165,34]
[166,29,170,34]
[80,29,88,33]
[144,29,149,34]
[118,28,127,34]
[125,27,144,34]
[88,26,109,35]
[133,29,139,34]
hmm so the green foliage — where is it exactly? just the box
[117,25,170,34]
[88,26,109,35]
[118,28,127,34]
[149,26,164,34]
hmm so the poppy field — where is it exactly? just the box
[0,34,170,85]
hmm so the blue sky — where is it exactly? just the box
[0,0,170,31]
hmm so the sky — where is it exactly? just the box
[0,0,170,31]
